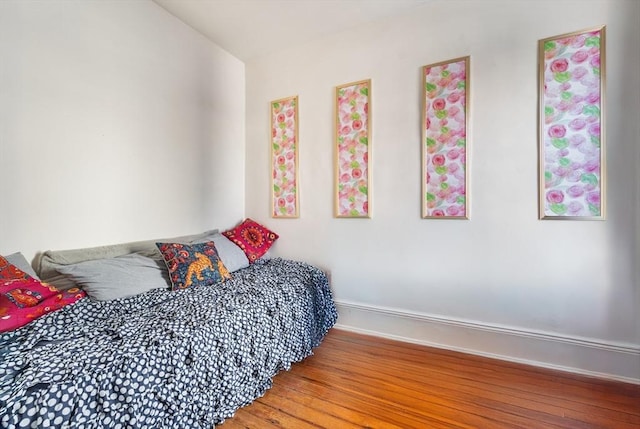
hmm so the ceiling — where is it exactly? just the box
[153,0,431,62]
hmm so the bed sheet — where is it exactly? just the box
[0,258,337,428]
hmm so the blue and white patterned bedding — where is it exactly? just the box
[0,258,337,428]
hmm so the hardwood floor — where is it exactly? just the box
[220,329,640,428]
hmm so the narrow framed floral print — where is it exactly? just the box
[538,26,605,220]
[271,95,299,218]
[422,56,469,219]
[335,79,371,218]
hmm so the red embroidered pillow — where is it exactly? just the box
[0,254,30,281]
[0,277,86,332]
[222,218,279,263]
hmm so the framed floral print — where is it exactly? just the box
[335,79,371,218]
[271,95,299,218]
[538,26,605,220]
[422,56,470,219]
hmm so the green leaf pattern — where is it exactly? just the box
[542,29,602,217]
[336,81,370,216]
[271,97,297,216]
[423,59,467,217]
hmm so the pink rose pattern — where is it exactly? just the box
[336,81,370,217]
[542,29,602,217]
[423,59,467,218]
[271,97,298,217]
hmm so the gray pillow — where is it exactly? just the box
[5,252,40,279]
[35,229,219,290]
[190,232,249,273]
[55,253,170,301]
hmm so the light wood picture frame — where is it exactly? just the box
[335,79,371,218]
[422,56,470,219]
[538,26,605,220]
[270,95,299,218]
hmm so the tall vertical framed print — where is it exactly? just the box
[335,79,371,218]
[538,26,605,220]
[422,56,470,219]
[271,95,299,218]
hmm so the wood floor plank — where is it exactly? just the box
[305,359,588,428]
[312,344,640,426]
[255,387,366,429]
[233,401,322,429]
[220,409,282,429]
[220,329,640,428]
[274,371,463,429]
[324,333,640,412]
[289,362,564,429]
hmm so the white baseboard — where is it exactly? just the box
[334,300,640,384]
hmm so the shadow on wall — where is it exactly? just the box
[604,3,640,346]
[196,56,215,224]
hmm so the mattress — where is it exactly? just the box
[0,258,337,428]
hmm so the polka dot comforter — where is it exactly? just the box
[0,258,337,428]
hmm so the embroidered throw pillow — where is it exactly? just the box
[5,253,40,279]
[0,254,31,281]
[156,241,232,290]
[222,219,279,263]
[0,277,86,332]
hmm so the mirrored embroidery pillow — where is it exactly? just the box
[0,254,31,281]
[0,277,86,332]
[156,241,232,291]
[222,218,279,263]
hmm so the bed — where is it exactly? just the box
[0,221,338,428]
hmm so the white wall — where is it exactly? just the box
[245,0,639,380]
[0,0,245,261]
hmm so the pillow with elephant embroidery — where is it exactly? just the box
[156,241,232,290]
[0,277,86,332]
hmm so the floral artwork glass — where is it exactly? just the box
[271,96,299,218]
[422,57,469,219]
[539,26,605,219]
[335,79,371,218]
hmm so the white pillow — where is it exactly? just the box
[190,232,249,272]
